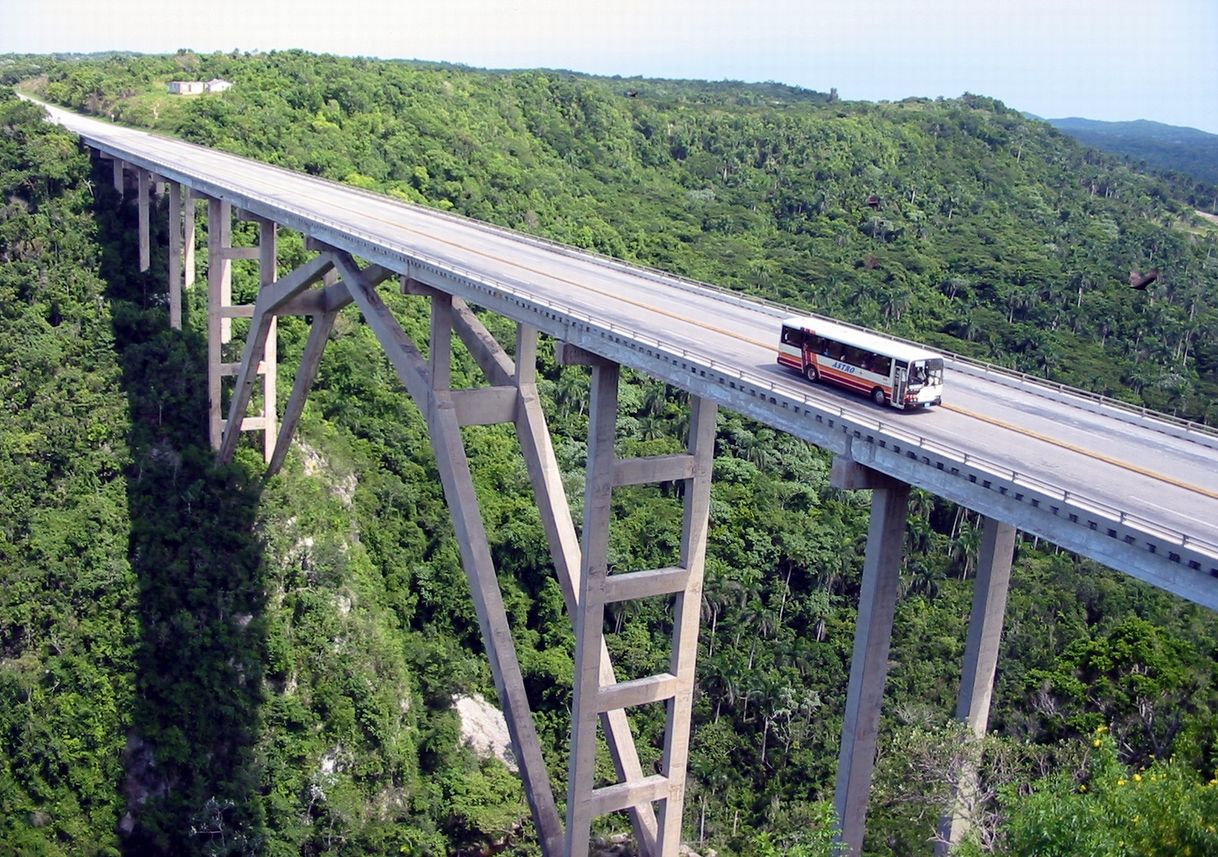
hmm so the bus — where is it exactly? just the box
[777,316,944,409]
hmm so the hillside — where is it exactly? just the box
[1048,116,1218,187]
[3,53,1218,857]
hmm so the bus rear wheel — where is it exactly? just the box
[804,365,819,383]
[871,387,887,406]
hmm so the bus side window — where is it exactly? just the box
[808,334,823,354]
[781,327,803,346]
[874,356,891,376]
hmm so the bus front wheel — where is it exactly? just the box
[871,387,887,406]
[804,365,819,383]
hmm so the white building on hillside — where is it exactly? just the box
[167,79,233,95]
[167,80,206,95]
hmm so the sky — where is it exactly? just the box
[3,0,1217,134]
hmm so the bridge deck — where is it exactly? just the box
[40,102,1218,606]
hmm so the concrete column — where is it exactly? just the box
[259,219,278,465]
[206,198,231,449]
[217,205,232,344]
[565,358,620,857]
[112,159,124,195]
[168,183,182,329]
[184,189,196,288]
[430,292,453,392]
[137,169,150,272]
[936,517,1017,854]
[659,394,717,855]
[505,323,659,855]
[832,458,910,856]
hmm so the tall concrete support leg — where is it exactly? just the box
[137,169,151,272]
[217,207,233,345]
[259,219,278,464]
[168,183,182,330]
[206,198,232,449]
[832,458,910,856]
[184,189,197,288]
[443,304,659,855]
[564,343,717,857]
[566,358,621,857]
[936,517,1016,854]
[112,159,124,196]
[658,393,717,854]
[334,253,564,856]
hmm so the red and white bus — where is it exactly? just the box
[778,316,944,409]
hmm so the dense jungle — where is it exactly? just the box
[2,50,1218,856]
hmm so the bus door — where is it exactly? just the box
[892,361,908,407]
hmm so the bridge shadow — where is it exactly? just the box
[92,160,268,855]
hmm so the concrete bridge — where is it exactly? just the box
[39,101,1218,856]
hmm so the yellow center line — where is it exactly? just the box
[942,402,1218,501]
[148,140,1217,502]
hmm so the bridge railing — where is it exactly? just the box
[297,202,1218,573]
[334,183,1217,448]
[83,117,1216,450]
[82,133,1218,577]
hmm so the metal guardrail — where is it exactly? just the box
[71,104,1215,446]
[325,178,1218,447]
[78,132,1218,577]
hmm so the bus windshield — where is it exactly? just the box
[909,359,944,386]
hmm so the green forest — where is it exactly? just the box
[2,50,1218,857]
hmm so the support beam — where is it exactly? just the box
[112,158,124,196]
[501,320,660,855]
[137,169,150,272]
[336,254,565,855]
[265,262,389,476]
[217,202,232,344]
[168,183,182,330]
[259,218,278,465]
[268,309,338,477]
[206,197,230,449]
[566,359,621,857]
[430,291,453,392]
[431,302,664,851]
[936,517,1017,854]
[184,189,196,288]
[449,386,518,426]
[218,248,334,463]
[658,392,717,855]
[564,355,717,857]
[832,458,910,856]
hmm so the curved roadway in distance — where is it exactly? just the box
[38,101,1218,607]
